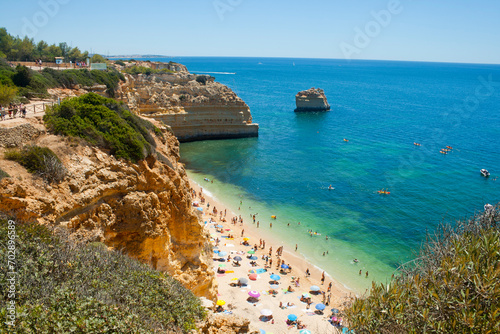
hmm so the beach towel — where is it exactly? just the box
[217,274,225,277]
[225,270,234,273]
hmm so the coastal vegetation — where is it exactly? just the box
[0,58,124,100]
[0,218,205,333]
[0,27,89,62]
[122,65,175,76]
[4,145,67,183]
[44,93,163,162]
[345,205,500,333]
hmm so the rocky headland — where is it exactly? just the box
[295,87,331,112]
[119,63,259,142]
[0,115,217,300]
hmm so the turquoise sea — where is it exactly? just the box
[145,57,500,293]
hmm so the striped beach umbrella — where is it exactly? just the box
[248,290,261,298]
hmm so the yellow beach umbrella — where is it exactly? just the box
[243,237,250,241]
[216,300,226,306]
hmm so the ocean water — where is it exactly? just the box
[145,57,500,293]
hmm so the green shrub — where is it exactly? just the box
[0,167,9,180]
[44,93,160,162]
[12,65,31,87]
[4,145,66,183]
[0,220,205,333]
[114,60,126,66]
[123,65,174,76]
[344,205,500,334]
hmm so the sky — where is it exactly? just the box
[1,0,499,64]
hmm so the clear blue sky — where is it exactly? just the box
[1,0,499,64]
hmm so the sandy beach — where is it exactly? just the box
[189,178,354,333]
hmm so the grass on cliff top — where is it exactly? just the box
[4,145,66,183]
[0,218,205,333]
[44,93,164,162]
[344,205,500,334]
[122,65,175,76]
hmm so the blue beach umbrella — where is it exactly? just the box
[218,251,228,257]
[197,207,203,211]
[310,285,320,292]
[287,314,298,321]
[270,274,281,281]
[233,256,243,261]
[249,255,258,260]
[217,224,224,228]
[315,303,326,311]
[299,330,312,334]
[281,264,289,269]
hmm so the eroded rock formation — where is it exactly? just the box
[121,70,259,142]
[0,117,217,300]
[295,87,331,112]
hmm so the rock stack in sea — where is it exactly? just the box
[295,87,331,112]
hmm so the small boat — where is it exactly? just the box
[480,169,490,177]
[328,185,334,190]
[440,151,447,155]
[446,146,453,149]
[413,142,421,146]
[343,138,349,142]
[377,190,390,194]
[271,215,277,219]
[484,203,494,211]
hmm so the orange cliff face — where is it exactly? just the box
[0,119,217,300]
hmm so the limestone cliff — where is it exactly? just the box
[0,116,216,300]
[295,87,331,112]
[120,69,259,142]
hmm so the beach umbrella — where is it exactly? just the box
[238,277,249,285]
[218,251,228,257]
[247,250,255,254]
[249,255,258,260]
[331,308,340,314]
[248,290,261,298]
[281,264,289,269]
[243,237,250,241]
[332,316,338,322]
[287,314,298,321]
[299,330,312,334]
[315,303,326,311]
[302,292,311,298]
[249,273,258,280]
[310,285,320,292]
[260,309,273,316]
[233,256,242,261]
[196,207,203,212]
[216,300,225,306]
[270,274,281,281]
[217,224,224,228]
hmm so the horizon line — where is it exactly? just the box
[107,55,500,66]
